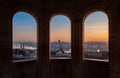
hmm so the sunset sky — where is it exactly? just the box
[84,11,108,42]
[13,11,108,42]
[13,12,37,42]
[50,15,71,42]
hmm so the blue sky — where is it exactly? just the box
[50,15,71,42]
[84,11,108,42]
[13,11,108,42]
[13,12,37,42]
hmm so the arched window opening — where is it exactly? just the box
[50,15,71,59]
[84,11,109,61]
[12,12,37,62]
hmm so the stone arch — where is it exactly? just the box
[12,11,38,61]
[82,8,109,24]
[49,14,71,59]
[49,9,73,23]
[12,9,39,25]
[83,10,109,61]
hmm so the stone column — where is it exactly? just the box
[72,15,83,78]
[109,5,120,78]
[0,9,12,78]
[37,11,49,78]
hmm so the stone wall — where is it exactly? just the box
[0,0,120,78]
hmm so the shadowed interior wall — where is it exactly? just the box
[0,0,120,78]
[83,60,109,78]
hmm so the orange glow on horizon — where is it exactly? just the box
[84,11,108,43]
[84,31,108,42]
[50,32,71,42]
